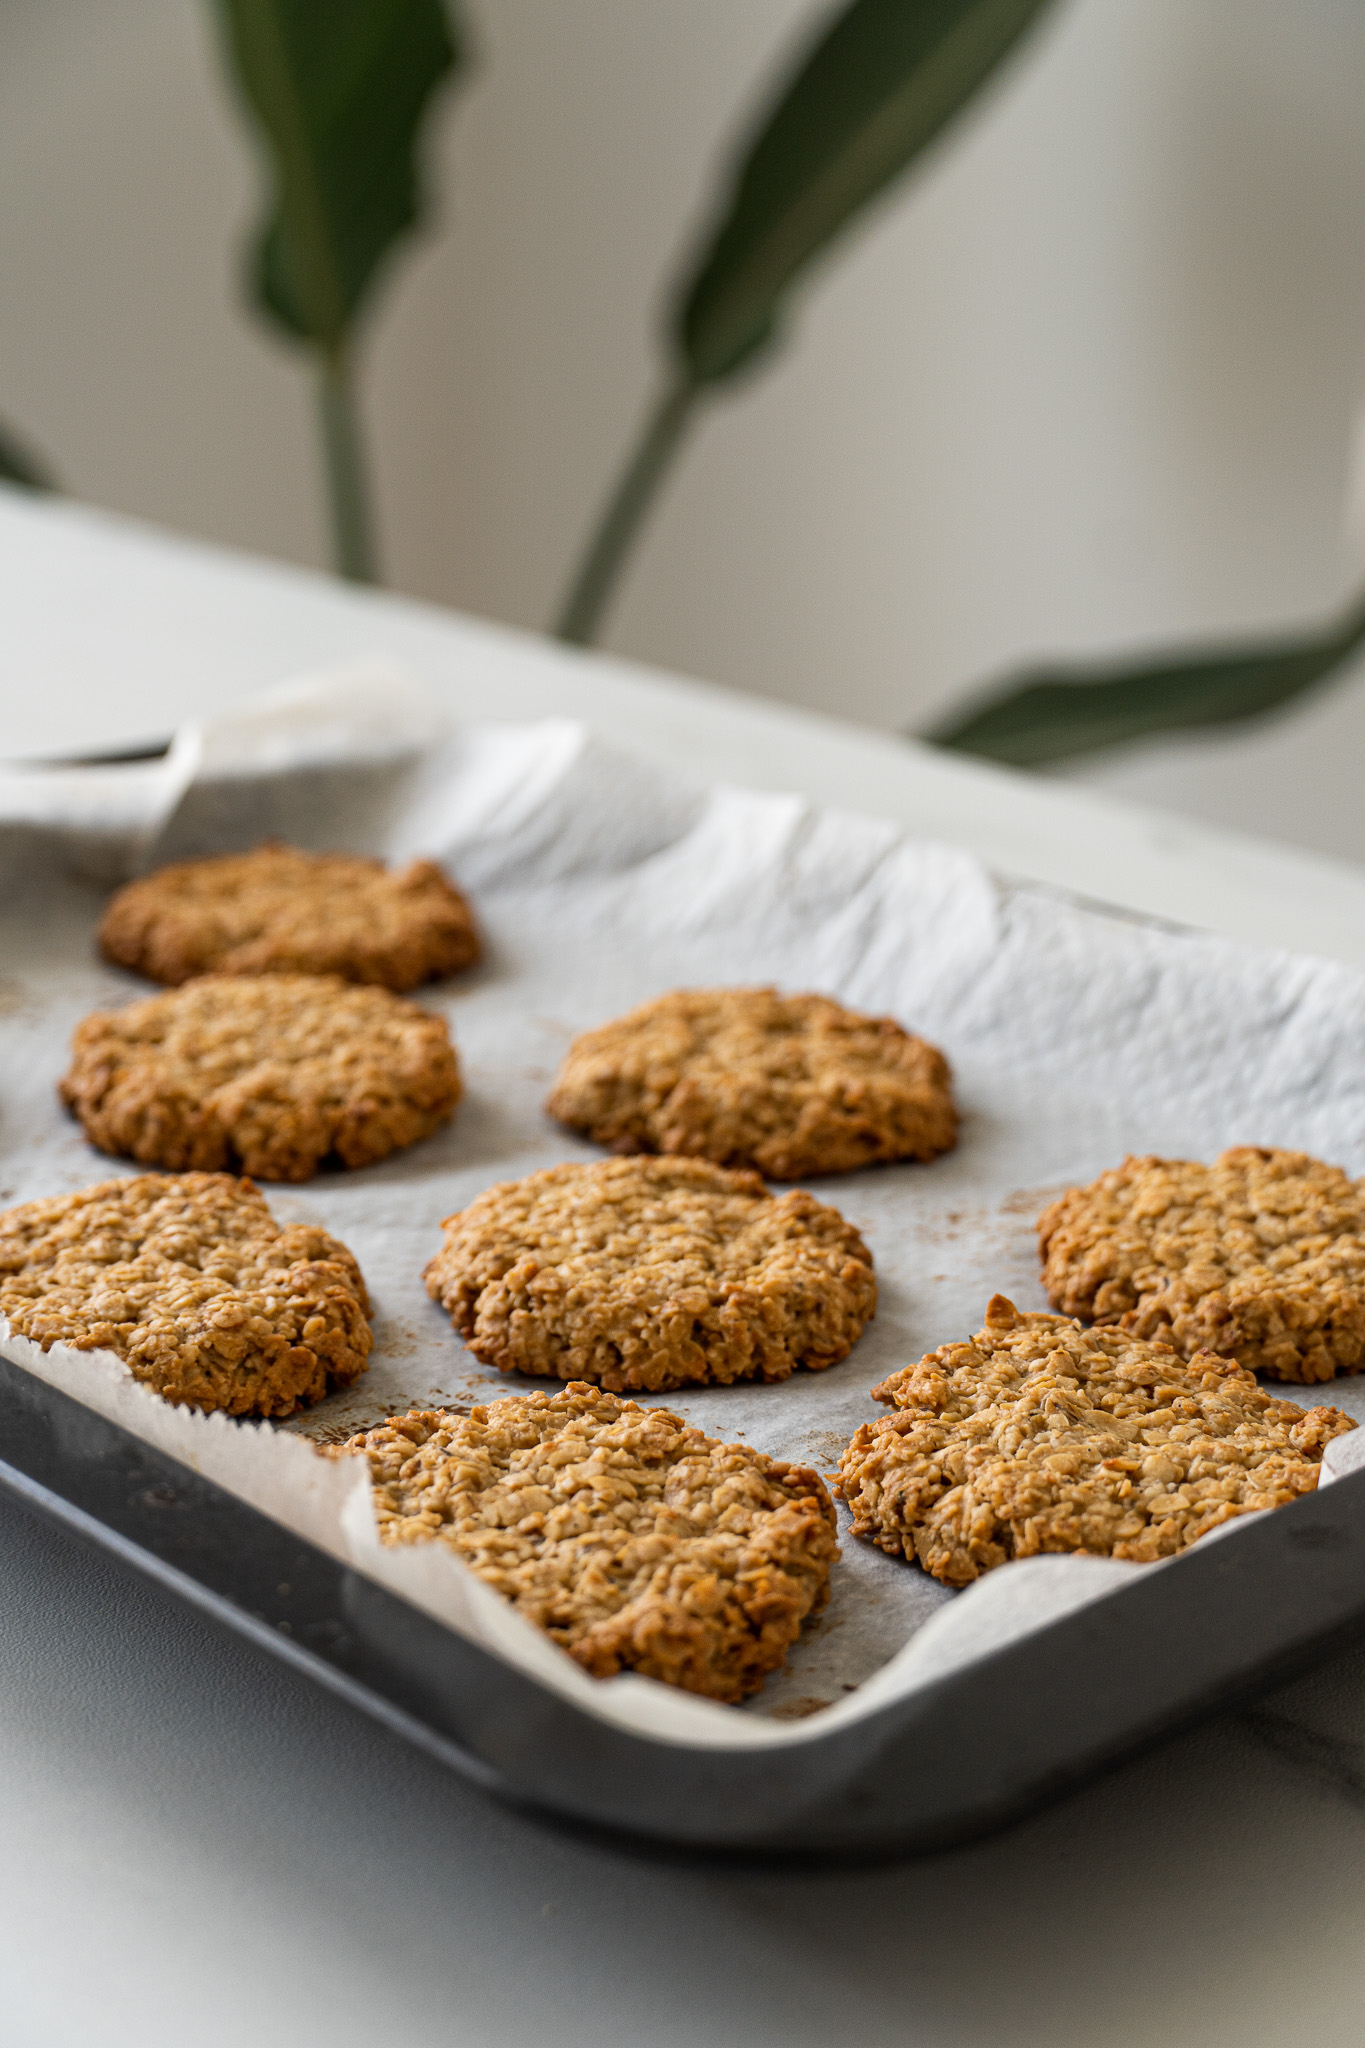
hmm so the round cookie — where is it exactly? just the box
[424,1154,876,1393]
[545,986,956,1180]
[837,1294,1353,1586]
[1039,1147,1365,1383]
[61,973,461,1183]
[340,1383,838,1701]
[0,1172,372,1416]
[99,843,479,990]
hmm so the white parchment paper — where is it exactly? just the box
[4,662,1365,1751]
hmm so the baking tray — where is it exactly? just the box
[8,1344,1365,1860]
[10,691,1365,1862]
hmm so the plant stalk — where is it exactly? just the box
[555,380,697,646]
[317,343,378,582]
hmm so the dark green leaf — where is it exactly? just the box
[211,0,462,351]
[0,417,53,492]
[674,0,1058,385]
[923,594,1365,766]
[557,0,1060,646]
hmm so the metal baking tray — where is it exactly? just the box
[8,1343,1365,1861]
[10,707,1365,1862]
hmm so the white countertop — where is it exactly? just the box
[5,491,1365,2048]
[8,488,1365,970]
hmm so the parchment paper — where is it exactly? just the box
[4,660,1365,1751]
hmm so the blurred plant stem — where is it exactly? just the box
[317,343,376,583]
[556,382,695,646]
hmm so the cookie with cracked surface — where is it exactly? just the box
[424,1154,876,1393]
[0,1172,372,1416]
[546,986,956,1180]
[61,973,461,1182]
[99,843,479,989]
[837,1294,1353,1586]
[1039,1147,1365,1383]
[339,1383,837,1701]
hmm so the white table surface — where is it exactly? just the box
[5,490,1365,2048]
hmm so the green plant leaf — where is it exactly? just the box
[923,592,1365,766]
[675,0,1060,386]
[210,0,462,581]
[211,0,461,351]
[557,0,1058,644]
[0,417,53,491]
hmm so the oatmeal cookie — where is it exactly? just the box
[546,986,956,1179]
[340,1383,837,1701]
[99,843,479,989]
[1039,1147,1365,1383]
[424,1154,876,1393]
[61,973,461,1182]
[837,1294,1353,1586]
[0,1172,372,1415]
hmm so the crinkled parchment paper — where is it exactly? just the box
[4,659,1365,1751]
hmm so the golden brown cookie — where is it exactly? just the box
[61,973,461,1183]
[1039,1147,1365,1383]
[546,987,956,1180]
[837,1294,1352,1586]
[0,1172,372,1415]
[340,1383,837,1702]
[424,1155,876,1393]
[99,843,479,989]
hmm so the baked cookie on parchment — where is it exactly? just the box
[0,1172,372,1416]
[424,1154,876,1393]
[1039,1147,1365,1383]
[837,1294,1352,1586]
[546,986,956,1180]
[99,843,479,990]
[340,1382,837,1701]
[61,973,461,1182]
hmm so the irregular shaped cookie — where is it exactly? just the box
[837,1294,1352,1586]
[0,1172,372,1415]
[546,987,956,1179]
[425,1155,876,1393]
[99,843,479,989]
[61,973,461,1183]
[340,1383,837,1701]
[1039,1147,1365,1383]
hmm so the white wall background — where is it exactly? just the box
[3,0,1365,859]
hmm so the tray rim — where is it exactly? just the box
[7,731,1365,1851]
[8,1344,1365,1859]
